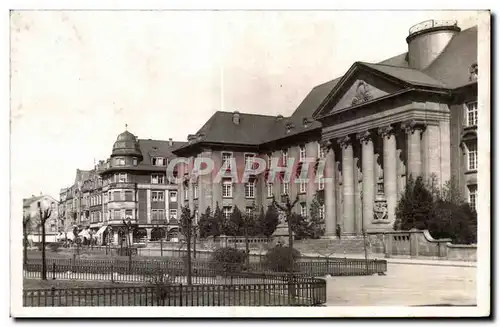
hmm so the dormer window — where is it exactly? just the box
[285,123,295,133]
[115,157,125,166]
[152,157,167,166]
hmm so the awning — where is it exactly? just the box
[78,229,91,239]
[94,225,108,238]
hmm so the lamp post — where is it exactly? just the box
[123,217,134,272]
[37,199,53,280]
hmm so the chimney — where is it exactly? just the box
[406,19,460,70]
[168,138,173,146]
[232,111,240,125]
[187,134,196,143]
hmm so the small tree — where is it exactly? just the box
[261,205,279,237]
[264,246,301,272]
[22,213,32,265]
[210,247,247,273]
[289,213,310,240]
[198,207,211,239]
[225,206,243,236]
[308,192,326,239]
[394,176,435,231]
[210,204,223,240]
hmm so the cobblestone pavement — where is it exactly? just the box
[326,262,477,306]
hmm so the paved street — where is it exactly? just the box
[326,262,476,306]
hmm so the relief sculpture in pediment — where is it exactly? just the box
[351,80,373,106]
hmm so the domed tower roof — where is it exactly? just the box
[111,128,143,160]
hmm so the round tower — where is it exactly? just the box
[406,19,461,70]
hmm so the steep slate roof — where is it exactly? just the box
[423,26,478,89]
[137,139,186,168]
[361,62,448,88]
[23,196,44,208]
[176,24,476,149]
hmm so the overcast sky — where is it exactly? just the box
[10,10,478,205]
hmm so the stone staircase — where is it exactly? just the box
[294,237,373,256]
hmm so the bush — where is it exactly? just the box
[210,247,247,273]
[49,243,61,252]
[264,246,301,272]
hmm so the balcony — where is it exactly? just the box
[108,182,137,189]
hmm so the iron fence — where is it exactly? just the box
[25,257,386,281]
[23,279,326,307]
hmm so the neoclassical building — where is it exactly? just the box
[174,19,478,237]
[59,19,478,241]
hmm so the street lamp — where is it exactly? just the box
[123,217,134,271]
[37,198,53,280]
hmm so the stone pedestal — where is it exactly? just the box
[272,224,293,245]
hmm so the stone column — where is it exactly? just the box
[402,120,424,178]
[379,125,398,224]
[322,140,336,236]
[338,136,355,235]
[357,131,375,234]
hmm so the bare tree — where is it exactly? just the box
[22,212,32,265]
[180,206,196,286]
[37,200,53,280]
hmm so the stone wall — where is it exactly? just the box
[367,229,477,261]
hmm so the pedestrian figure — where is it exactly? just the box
[336,224,341,240]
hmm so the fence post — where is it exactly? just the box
[52,262,56,280]
[179,284,183,306]
[51,286,55,307]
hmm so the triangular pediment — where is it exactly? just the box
[313,63,408,118]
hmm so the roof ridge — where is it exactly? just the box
[363,61,421,71]
[216,110,281,118]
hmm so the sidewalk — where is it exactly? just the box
[248,250,477,268]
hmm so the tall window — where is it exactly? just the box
[318,178,325,191]
[318,143,326,159]
[244,153,255,170]
[222,207,232,220]
[267,183,273,198]
[466,101,478,127]
[300,203,307,217]
[468,185,477,212]
[151,174,165,184]
[319,204,325,220]
[184,184,189,200]
[282,150,288,167]
[125,191,134,201]
[282,182,289,195]
[113,191,121,201]
[193,183,198,199]
[245,180,255,198]
[152,191,164,202]
[169,209,177,220]
[152,209,165,220]
[222,152,232,169]
[299,145,306,162]
[267,153,273,169]
[125,209,133,219]
[245,207,253,217]
[299,180,307,193]
[222,179,233,198]
[467,142,478,171]
[115,157,125,166]
[113,210,121,220]
[170,191,178,202]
